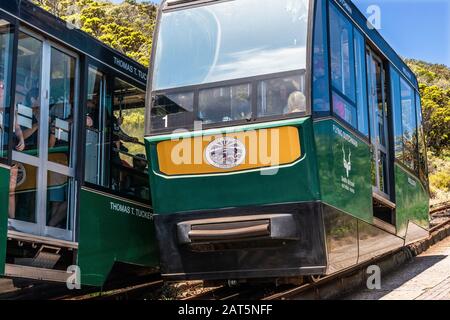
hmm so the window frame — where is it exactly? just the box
[147,0,316,136]
[150,69,310,135]
[415,91,428,187]
[82,57,150,204]
[390,67,424,179]
[328,0,370,139]
[0,13,18,166]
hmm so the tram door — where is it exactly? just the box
[9,30,78,242]
[366,49,391,200]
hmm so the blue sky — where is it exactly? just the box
[111,0,450,67]
[354,0,450,66]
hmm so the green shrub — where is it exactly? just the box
[429,171,450,192]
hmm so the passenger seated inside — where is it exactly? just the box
[111,114,143,193]
[284,91,306,114]
[20,88,40,152]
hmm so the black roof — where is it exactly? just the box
[0,0,148,85]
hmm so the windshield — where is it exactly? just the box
[150,0,310,132]
[154,0,309,90]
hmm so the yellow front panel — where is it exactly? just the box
[157,126,301,175]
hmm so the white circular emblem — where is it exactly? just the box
[205,137,246,169]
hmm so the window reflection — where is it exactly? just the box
[329,3,355,102]
[0,20,13,161]
[84,67,109,187]
[400,78,418,171]
[199,84,251,124]
[112,78,150,201]
[152,92,193,116]
[48,48,76,167]
[332,93,356,127]
[391,69,404,162]
[15,33,42,156]
[258,74,306,117]
[154,0,310,90]
[47,171,72,229]
[9,162,38,225]
[312,0,330,114]
[416,93,427,184]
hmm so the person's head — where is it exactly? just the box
[25,88,40,109]
[133,154,147,171]
[287,91,306,114]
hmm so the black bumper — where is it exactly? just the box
[154,202,327,281]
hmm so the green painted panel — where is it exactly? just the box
[78,189,159,287]
[394,164,429,237]
[0,166,9,275]
[314,120,373,223]
[146,118,321,214]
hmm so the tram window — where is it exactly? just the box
[9,161,38,224]
[153,0,309,91]
[111,78,150,201]
[14,32,43,157]
[416,93,427,183]
[312,0,330,114]
[329,3,356,102]
[48,48,76,167]
[84,67,110,187]
[391,69,404,161]
[257,75,306,117]
[199,84,251,124]
[354,30,369,136]
[332,93,356,127]
[151,92,194,130]
[0,21,13,162]
[400,78,418,172]
[46,172,73,230]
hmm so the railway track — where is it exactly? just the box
[3,204,449,300]
[185,206,450,301]
[0,273,164,300]
[430,201,450,215]
[58,279,164,300]
[266,214,450,300]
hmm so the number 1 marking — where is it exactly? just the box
[163,115,168,128]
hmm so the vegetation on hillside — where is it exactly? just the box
[33,0,158,66]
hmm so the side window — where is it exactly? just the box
[111,78,150,201]
[400,78,418,172]
[200,83,252,123]
[390,69,403,161]
[151,91,194,131]
[416,92,427,183]
[312,0,330,114]
[354,30,369,136]
[84,67,110,187]
[329,3,368,136]
[14,32,43,156]
[330,4,355,102]
[257,74,306,117]
[0,20,13,162]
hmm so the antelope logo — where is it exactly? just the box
[342,145,352,178]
